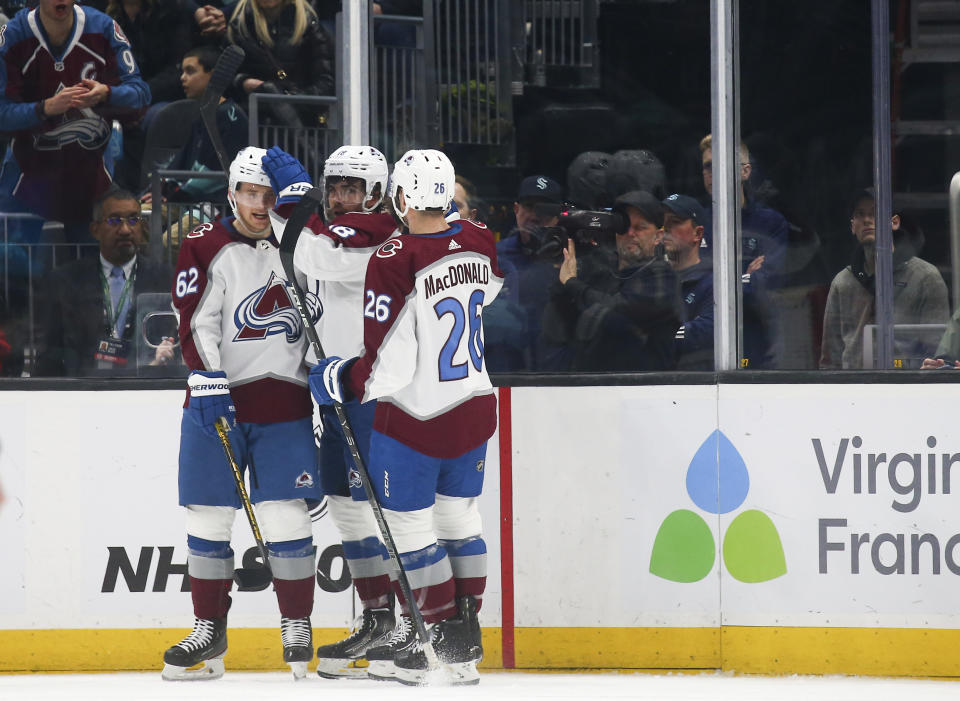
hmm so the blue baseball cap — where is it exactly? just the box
[517,175,563,204]
[661,193,705,224]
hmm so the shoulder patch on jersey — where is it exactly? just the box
[330,225,356,238]
[376,239,403,258]
[187,222,214,239]
[112,20,130,46]
[0,24,7,49]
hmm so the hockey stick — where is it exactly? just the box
[199,45,245,173]
[277,189,442,670]
[215,417,274,590]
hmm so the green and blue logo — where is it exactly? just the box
[650,429,787,583]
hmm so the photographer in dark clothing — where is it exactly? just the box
[538,191,683,371]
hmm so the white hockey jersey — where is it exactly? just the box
[345,219,504,458]
[173,218,319,424]
[291,209,399,360]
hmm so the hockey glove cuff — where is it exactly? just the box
[262,146,312,206]
[308,356,355,406]
[187,370,236,438]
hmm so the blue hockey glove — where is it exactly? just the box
[308,356,355,406]
[187,370,236,438]
[261,146,312,205]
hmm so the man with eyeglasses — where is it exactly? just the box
[33,188,174,376]
[698,134,785,369]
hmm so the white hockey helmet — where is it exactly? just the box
[323,145,389,218]
[227,146,272,220]
[389,149,456,219]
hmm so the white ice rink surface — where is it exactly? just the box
[0,671,959,701]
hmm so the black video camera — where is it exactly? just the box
[533,208,628,260]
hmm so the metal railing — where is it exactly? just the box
[522,0,599,87]
[247,93,340,185]
[430,0,514,152]
[371,14,432,163]
[1,214,98,370]
[147,169,226,265]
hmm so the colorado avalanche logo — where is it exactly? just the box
[348,469,362,489]
[113,20,131,46]
[34,114,111,151]
[233,271,320,342]
[376,239,403,259]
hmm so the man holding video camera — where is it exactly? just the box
[538,191,683,371]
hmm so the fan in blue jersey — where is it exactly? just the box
[0,0,150,240]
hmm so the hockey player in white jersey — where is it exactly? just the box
[260,144,399,678]
[308,149,503,685]
[162,147,322,681]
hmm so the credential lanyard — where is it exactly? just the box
[99,266,136,338]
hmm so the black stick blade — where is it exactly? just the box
[279,187,325,257]
[201,45,245,113]
[200,45,245,173]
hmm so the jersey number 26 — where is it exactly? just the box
[434,290,485,381]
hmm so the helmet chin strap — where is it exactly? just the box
[393,189,410,222]
[227,191,240,221]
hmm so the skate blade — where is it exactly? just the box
[366,660,399,682]
[393,662,479,687]
[445,661,480,685]
[288,661,308,680]
[316,658,370,679]
[161,657,225,681]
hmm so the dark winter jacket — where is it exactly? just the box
[224,2,335,98]
[110,0,195,104]
[675,258,714,371]
[539,247,683,372]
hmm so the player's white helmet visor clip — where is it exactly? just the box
[390,149,456,219]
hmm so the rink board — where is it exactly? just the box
[3,384,960,675]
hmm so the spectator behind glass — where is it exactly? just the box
[540,190,682,372]
[452,174,525,372]
[699,134,789,283]
[662,194,714,371]
[141,46,248,207]
[223,0,335,128]
[453,174,479,222]
[34,188,176,377]
[0,0,151,243]
[820,188,948,370]
[495,174,564,369]
[923,309,960,369]
[699,134,783,368]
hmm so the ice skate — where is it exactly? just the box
[161,617,227,681]
[315,607,395,679]
[394,597,483,686]
[281,616,313,679]
[365,615,418,682]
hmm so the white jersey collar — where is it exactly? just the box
[27,5,85,69]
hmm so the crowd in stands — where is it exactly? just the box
[0,0,954,377]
